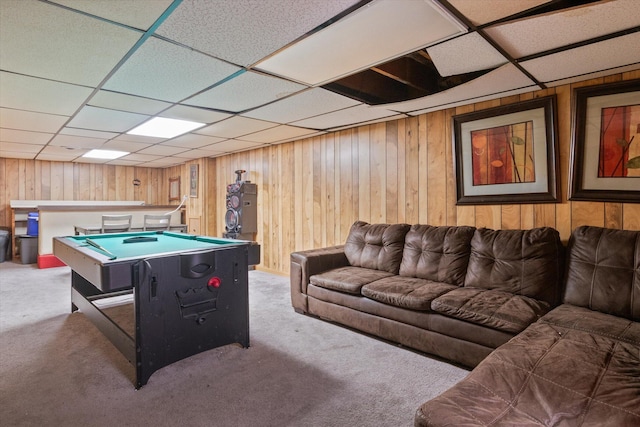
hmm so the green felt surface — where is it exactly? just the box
[66,232,233,259]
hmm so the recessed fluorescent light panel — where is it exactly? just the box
[83,149,129,159]
[127,117,205,138]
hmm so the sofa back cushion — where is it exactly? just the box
[464,227,563,306]
[563,226,640,321]
[344,221,411,274]
[399,225,475,286]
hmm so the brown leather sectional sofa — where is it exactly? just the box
[290,222,640,426]
[415,225,640,426]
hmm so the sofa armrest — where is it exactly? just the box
[290,245,348,313]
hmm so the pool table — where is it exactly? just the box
[53,231,260,388]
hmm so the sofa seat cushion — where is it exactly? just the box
[541,304,640,344]
[310,266,394,295]
[361,276,458,311]
[431,287,550,333]
[415,305,640,427]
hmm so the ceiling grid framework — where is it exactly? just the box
[0,0,638,167]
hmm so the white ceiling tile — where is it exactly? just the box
[0,0,140,86]
[89,91,172,116]
[67,106,149,133]
[384,64,537,113]
[291,105,399,130]
[408,86,538,116]
[39,145,86,159]
[101,140,153,152]
[0,141,43,153]
[0,108,68,133]
[141,157,186,167]
[160,105,231,124]
[0,72,92,116]
[103,37,241,102]
[543,64,640,87]
[74,157,110,164]
[50,0,174,31]
[520,32,640,83]
[137,145,190,156]
[60,128,120,139]
[110,134,165,144]
[196,116,278,138]
[243,88,360,123]
[173,148,226,159]
[485,0,640,58]
[120,153,164,162]
[185,71,307,112]
[237,125,323,144]
[48,134,107,149]
[35,153,78,161]
[40,145,81,154]
[104,159,144,166]
[427,32,508,76]
[0,129,53,145]
[161,133,226,149]
[156,0,361,66]
[448,0,551,26]
[0,150,37,159]
[204,139,267,152]
[327,114,408,132]
[255,0,466,85]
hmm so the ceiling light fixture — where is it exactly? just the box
[82,149,129,159]
[127,117,205,138]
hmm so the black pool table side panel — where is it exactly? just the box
[68,244,251,388]
[134,245,250,387]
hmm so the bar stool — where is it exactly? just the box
[101,214,132,233]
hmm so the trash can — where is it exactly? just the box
[27,212,39,236]
[16,235,38,264]
[0,229,9,263]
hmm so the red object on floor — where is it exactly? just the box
[38,254,66,269]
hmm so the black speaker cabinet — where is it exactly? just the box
[224,180,257,240]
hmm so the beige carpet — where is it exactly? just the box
[0,261,468,426]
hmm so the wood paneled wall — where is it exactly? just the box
[2,72,639,275]
[210,71,640,274]
[0,162,171,227]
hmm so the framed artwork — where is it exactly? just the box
[189,164,198,198]
[569,79,640,203]
[453,95,559,205]
[169,177,180,202]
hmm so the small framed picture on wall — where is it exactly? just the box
[190,164,198,198]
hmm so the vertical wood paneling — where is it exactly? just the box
[385,123,398,224]
[3,73,640,276]
[370,123,385,223]
[427,110,446,225]
[357,127,371,222]
[0,158,7,225]
[417,115,428,224]
[404,117,420,225]
[396,120,406,224]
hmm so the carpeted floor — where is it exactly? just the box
[0,261,468,426]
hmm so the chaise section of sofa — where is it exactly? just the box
[290,221,564,369]
[415,226,640,427]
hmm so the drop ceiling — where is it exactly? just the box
[0,0,638,168]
